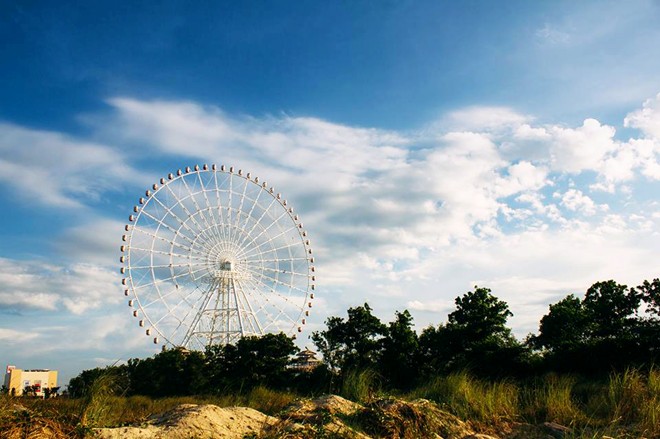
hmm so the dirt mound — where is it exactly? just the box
[261,394,368,439]
[94,404,277,439]
[284,394,363,421]
[355,398,475,439]
[92,395,525,439]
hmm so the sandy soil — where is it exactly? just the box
[94,404,277,439]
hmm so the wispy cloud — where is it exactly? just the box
[0,123,144,208]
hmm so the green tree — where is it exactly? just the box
[447,286,514,346]
[533,294,590,352]
[418,324,454,376]
[127,348,208,397]
[205,333,297,391]
[583,280,640,338]
[421,287,528,377]
[380,310,419,389]
[312,303,386,374]
[638,278,660,317]
[534,280,649,374]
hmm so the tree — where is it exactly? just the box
[638,278,660,317]
[127,348,207,397]
[583,280,640,338]
[205,332,297,392]
[533,294,590,352]
[312,303,386,374]
[419,287,527,377]
[534,280,649,374]
[418,323,457,376]
[447,286,514,347]
[380,310,419,389]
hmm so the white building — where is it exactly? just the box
[4,365,58,397]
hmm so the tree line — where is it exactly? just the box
[67,278,660,397]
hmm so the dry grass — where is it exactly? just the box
[1,369,659,438]
[520,374,582,425]
[409,368,660,438]
[409,371,519,425]
[0,394,78,438]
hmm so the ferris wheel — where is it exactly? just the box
[120,164,315,350]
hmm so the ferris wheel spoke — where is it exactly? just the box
[212,171,231,249]
[159,288,209,343]
[141,282,200,327]
[167,285,212,329]
[240,276,296,328]
[146,192,206,243]
[230,177,250,245]
[133,264,209,290]
[129,246,207,263]
[131,225,207,258]
[237,180,264,246]
[242,240,308,263]
[130,262,207,270]
[250,257,310,263]
[163,179,216,245]
[181,173,218,241]
[235,211,291,258]
[250,264,311,278]
[238,224,300,260]
[196,171,224,244]
[137,209,197,247]
[248,272,308,304]
[140,282,202,309]
[254,276,310,301]
[233,196,280,251]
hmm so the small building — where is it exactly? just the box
[289,348,321,372]
[4,365,58,397]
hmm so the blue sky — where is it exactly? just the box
[2,1,660,386]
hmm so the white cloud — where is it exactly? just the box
[549,118,618,173]
[0,327,39,343]
[0,258,121,315]
[624,92,660,139]
[560,189,607,216]
[0,123,143,208]
[433,106,530,133]
[406,299,452,314]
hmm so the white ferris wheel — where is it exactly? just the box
[120,164,315,350]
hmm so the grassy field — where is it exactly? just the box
[1,369,658,438]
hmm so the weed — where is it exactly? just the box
[340,369,381,404]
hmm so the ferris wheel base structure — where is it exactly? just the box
[120,164,316,351]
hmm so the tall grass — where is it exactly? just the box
[410,371,518,424]
[641,367,660,436]
[340,369,381,404]
[607,368,645,424]
[78,372,126,428]
[520,374,582,425]
[410,368,660,437]
[1,368,658,437]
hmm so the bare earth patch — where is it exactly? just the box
[94,404,277,439]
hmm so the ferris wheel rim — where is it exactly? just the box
[121,164,316,350]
